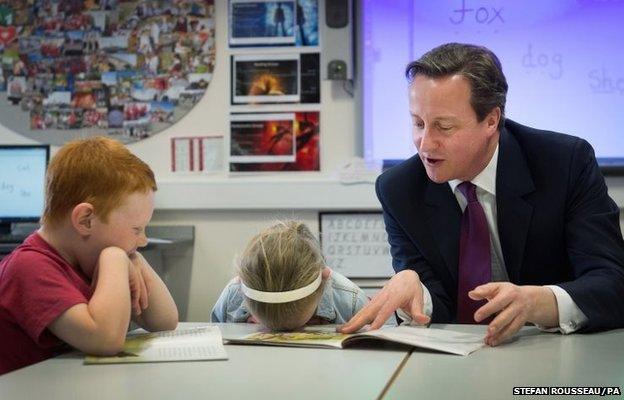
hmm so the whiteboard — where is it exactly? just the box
[362,0,624,166]
[319,212,393,278]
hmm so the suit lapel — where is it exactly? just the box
[496,126,535,283]
[424,182,462,284]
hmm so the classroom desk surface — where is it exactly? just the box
[0,323,410,400]
[2,323,623,400]
[386,324,624,400]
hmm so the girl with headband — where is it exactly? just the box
[210,221,368,331]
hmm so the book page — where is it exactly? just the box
[351,326,485,356]
[85,326,228,364]
[229,329,348,349]
[225,325,485,355]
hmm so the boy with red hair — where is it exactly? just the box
[0,137,178,375]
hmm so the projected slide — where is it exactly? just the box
[362,0,624,165]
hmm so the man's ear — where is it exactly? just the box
[486,107,501,134]
[321,266,331,280]
[71,203,95,236]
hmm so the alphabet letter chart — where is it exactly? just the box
[319,212,393,278]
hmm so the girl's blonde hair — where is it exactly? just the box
[239,221,325,331]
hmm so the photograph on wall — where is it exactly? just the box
[171,135,224,173]
[229,0,318,47]
[232,54,299,104]
[230,113,296,163]
[0,1,216,146]
[229,0,295,46]
[231,52,319,104]
[230,111,319,172]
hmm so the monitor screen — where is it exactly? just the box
[0,145,49,224]
[362,1,624,172]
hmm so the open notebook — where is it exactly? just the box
[225,325,485,356]
[85,326,228,364]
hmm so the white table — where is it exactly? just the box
[386,324,624,400]
[0,323,410,400]
[2,323,622,400]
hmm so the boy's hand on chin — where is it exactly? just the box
[128,252,152,315]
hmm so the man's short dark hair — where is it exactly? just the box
[405,43,508,129]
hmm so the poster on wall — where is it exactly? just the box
[0,1,216,146]
[231,52,319,104]
[171,135,223,173]
[232,54,299,103]
[230,113,296,163]
[228,0,318,47]
[229,111,319,172]
[319,212,394,278]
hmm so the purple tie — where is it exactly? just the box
[457,182,491,324]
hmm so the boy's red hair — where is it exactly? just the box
[41,136,157,227]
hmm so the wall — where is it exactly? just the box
[0,1,362,322]
[142,1,363,321]
[141,1,624,321]
[0,1,622,322]
[139,1,361,321]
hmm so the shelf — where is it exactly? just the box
[154,175,380,210]
[153,175,624,211]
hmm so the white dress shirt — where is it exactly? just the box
[401,145,588,333]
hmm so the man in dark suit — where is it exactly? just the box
[341,43,624,345]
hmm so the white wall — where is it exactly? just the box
[0,1,361,322]
[134,1,361,321]
[138,1,624,322]
[130,2,360,180]
[0,1,622,322]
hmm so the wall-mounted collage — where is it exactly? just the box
[0,0,215,145]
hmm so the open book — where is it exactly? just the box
[226,325,485,356]
[84,326,228,364]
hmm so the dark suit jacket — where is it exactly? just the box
[376,119,624,330]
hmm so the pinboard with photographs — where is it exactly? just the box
[319,212,394,278]
[0,0,216,146]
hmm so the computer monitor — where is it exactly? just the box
[0,145,49,236]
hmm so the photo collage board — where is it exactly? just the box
[0,1,216,146]
[227,0,320,172]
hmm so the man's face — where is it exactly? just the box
[91,191,155,258]
[409,74,499,183]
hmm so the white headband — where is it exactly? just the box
[241,271,323,304]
